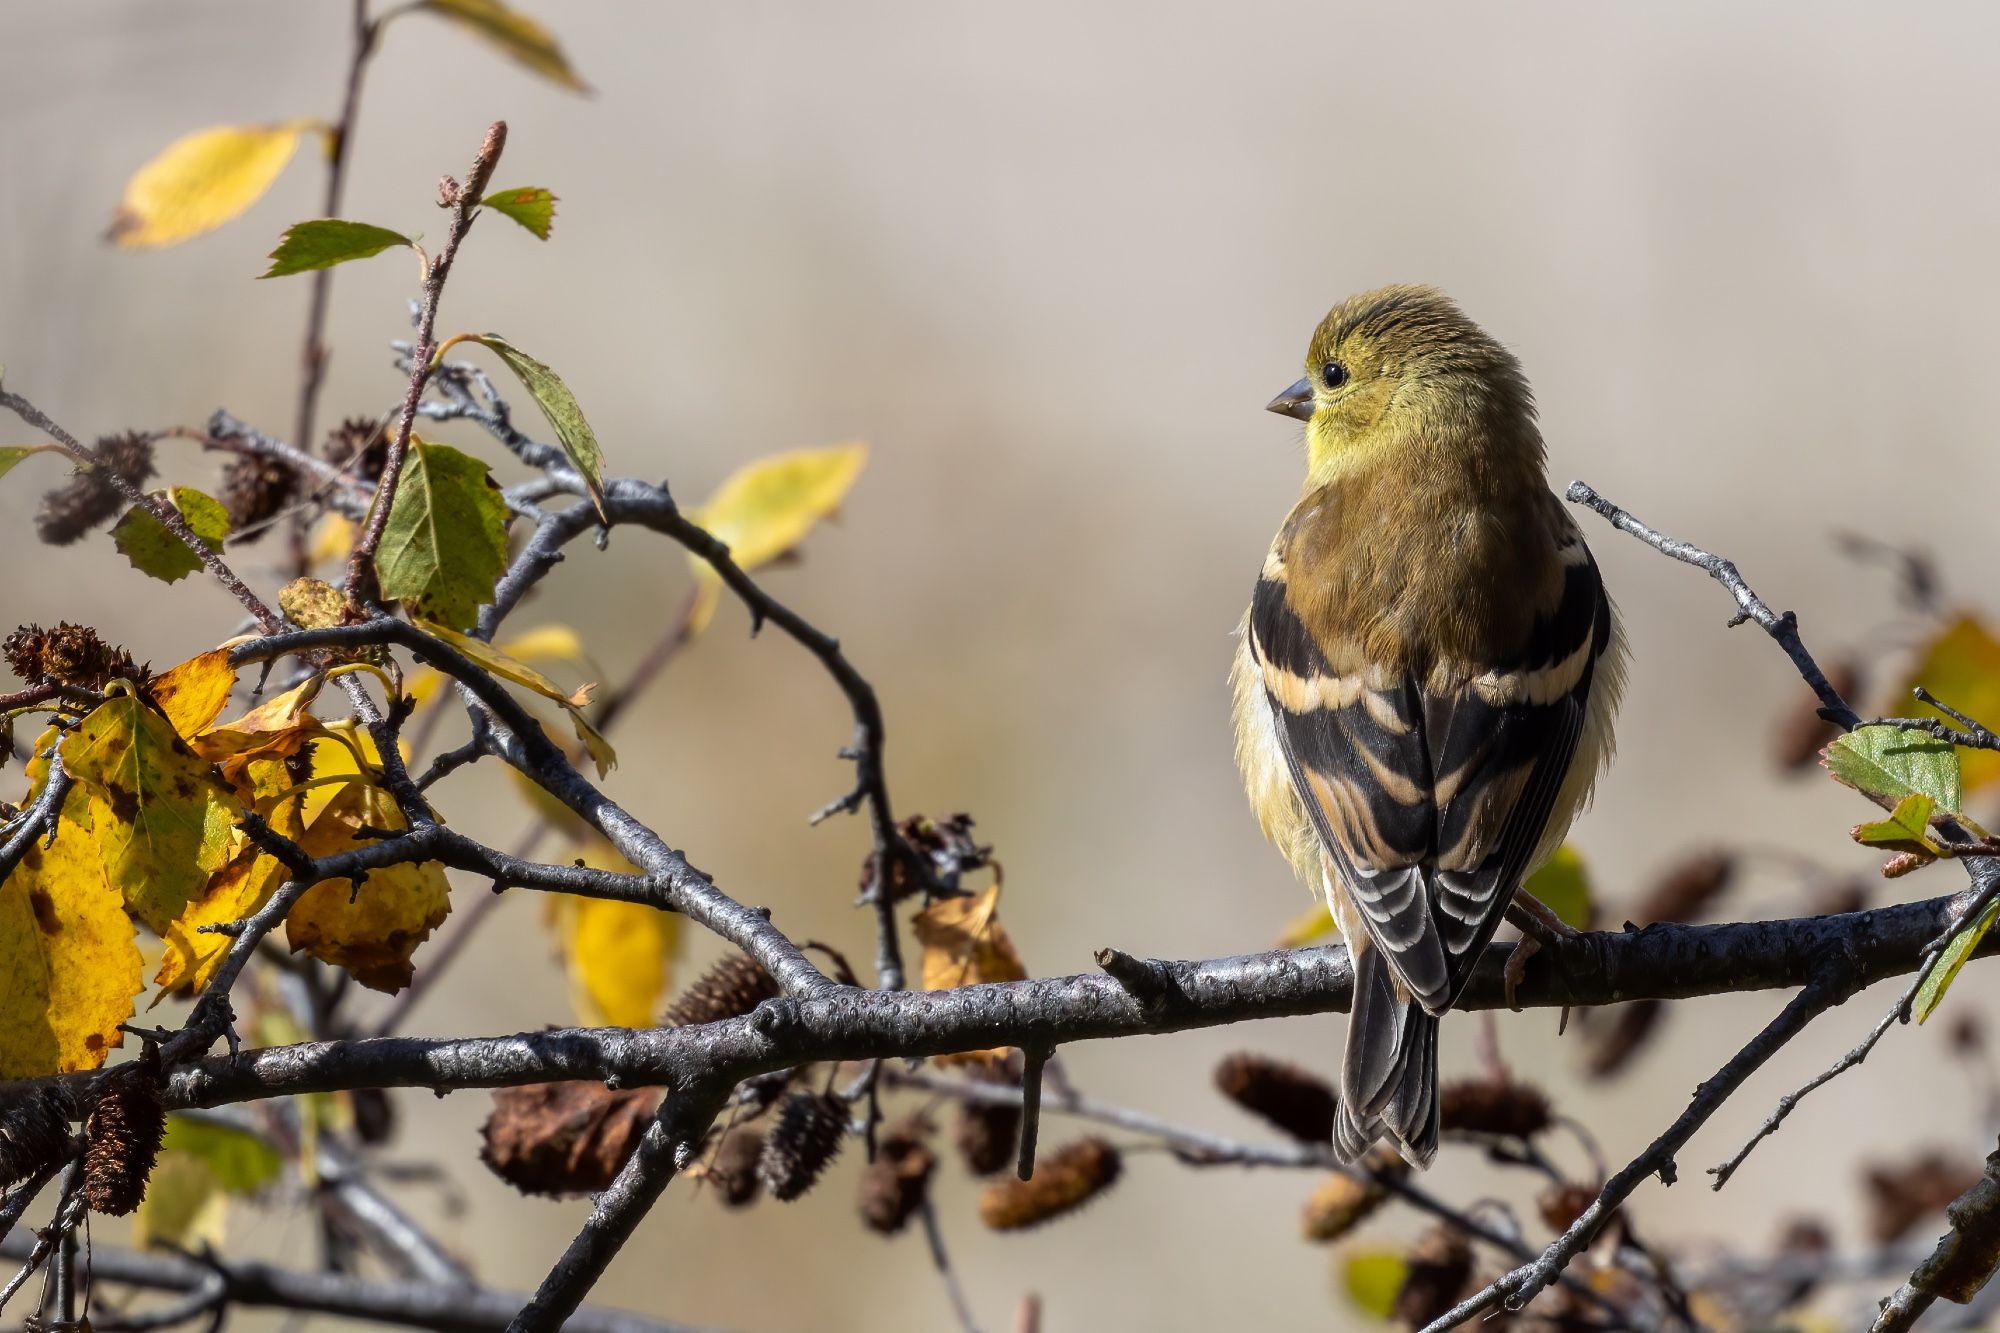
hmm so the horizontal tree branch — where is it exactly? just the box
[0,888,1981,1117]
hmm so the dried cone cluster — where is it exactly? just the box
[857,1117,937,1235]
[1301,1147,1408,1243]
[80,1051,166,1216]
[1213,1051,1337,1143]
[0,1089,72,1188]
[758,1092,849,1202]
[978,1137,1121,1231]
[664,952,780,1028]
[1392,1225,1475,1327]
[35,432,155,546]
[953,1058,1023,1177]
[218,448,301,541]
[1437,1078,1552,1139]
[324,416,390,483]
[707,1127,766,1208]
[4,623,142,691]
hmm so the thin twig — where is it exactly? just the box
[345,121,507,598]
[918,1198,982,1333]
[1421,970,1854,1331]
[0,389,281,632]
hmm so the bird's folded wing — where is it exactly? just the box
[1249,529,1612,1014]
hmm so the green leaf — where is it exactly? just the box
[1523,843,1593,930]
[1852,792,1941,857]
[1915,894,2000,1023]
[1824,726,1962,812]
[419,0,589,92]
[162,1114,282,1195]
[482,186,556,240]
[0,444,55,482]
[261,219,414,278]
[110,487,232,583]
[464,334,605,514]
[373,438,510,630]
[1341,1248,1408,1320]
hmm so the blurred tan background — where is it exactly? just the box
[7,2,2000,1329]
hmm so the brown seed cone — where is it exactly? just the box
[1301,1147,1407,1243]
[0,1088,73,1188]
[1864,1149,1983,1244]
[978,1137,1121,1231]
[858,1117,937,1235]
[1213,1051,1337,1143]
[218,450,301,541]
[1581,1000,1663,1081]
[478,1081,659,1198]
[324,416,390,483]
[1536,1181,1600,1234]
[1633,849,1736,925]
[1393,1224,1476,1328]
[1773,657,1861,772]
[664,952,780,1028]
[708,1127,765,1207]
[35,432,156,546]
[81,1048,166,1216]
[1438,1078,1552,1139]
[4,622,142,691]
[954,1058,1023,1177]
[758,1092,849,1202]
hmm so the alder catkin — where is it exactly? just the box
[81,1051,166,1216]
[218,450,300,540]
[1212,1052,1337,1143]
[4,622,142,691]
[664,952,780,1028]
[1436,1078,1552,1139]
[758,1093,849,1202]
[1392,1225,1475,1327]
[1300,1149,1409,1243]
[708,1127,765,1208]
[857,1117,936,1235]
[35,432,156,546]
[323,416,390,482]
[977,1138,1121,1231]
[953,1060,1023,1177]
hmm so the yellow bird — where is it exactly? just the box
[1231,286,1625,1167]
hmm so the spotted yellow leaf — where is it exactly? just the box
[0,797,143,1077]
[148,649,239,740]
[63,688,239,935]
[108,122,319,249]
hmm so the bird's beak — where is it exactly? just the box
[1265,377,1313,421]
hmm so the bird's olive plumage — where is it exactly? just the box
[1231,285,1624,1167]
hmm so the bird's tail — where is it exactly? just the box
[1334,941,1440,1168]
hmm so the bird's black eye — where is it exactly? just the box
[1320,361,1349,390]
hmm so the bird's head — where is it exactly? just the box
[1267,285,1536,481]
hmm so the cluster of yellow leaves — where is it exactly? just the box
[0,651,454,1079]
[912,883,1028,1067]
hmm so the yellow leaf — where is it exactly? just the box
[685,579,724,638]
[1899,614,2000,794]
[1340,1248,1409,1320]
[1278,900,1338,948]
[63,690,239,935]
[278,577,353,630]
[686,442,869,588]
[913,883,1026,1067]
[420,0,589,92]
[134,1151,228,1251]
[156,849,290,999]
[148,649,239,740]
[499,623,588,664]
[284,737,450,993]
[192,676,326,767]
[108,123,314,250]
[548,842,675,1027]
[310,513,356,565]
[0,801,143,1077]
[415,618,615,775]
